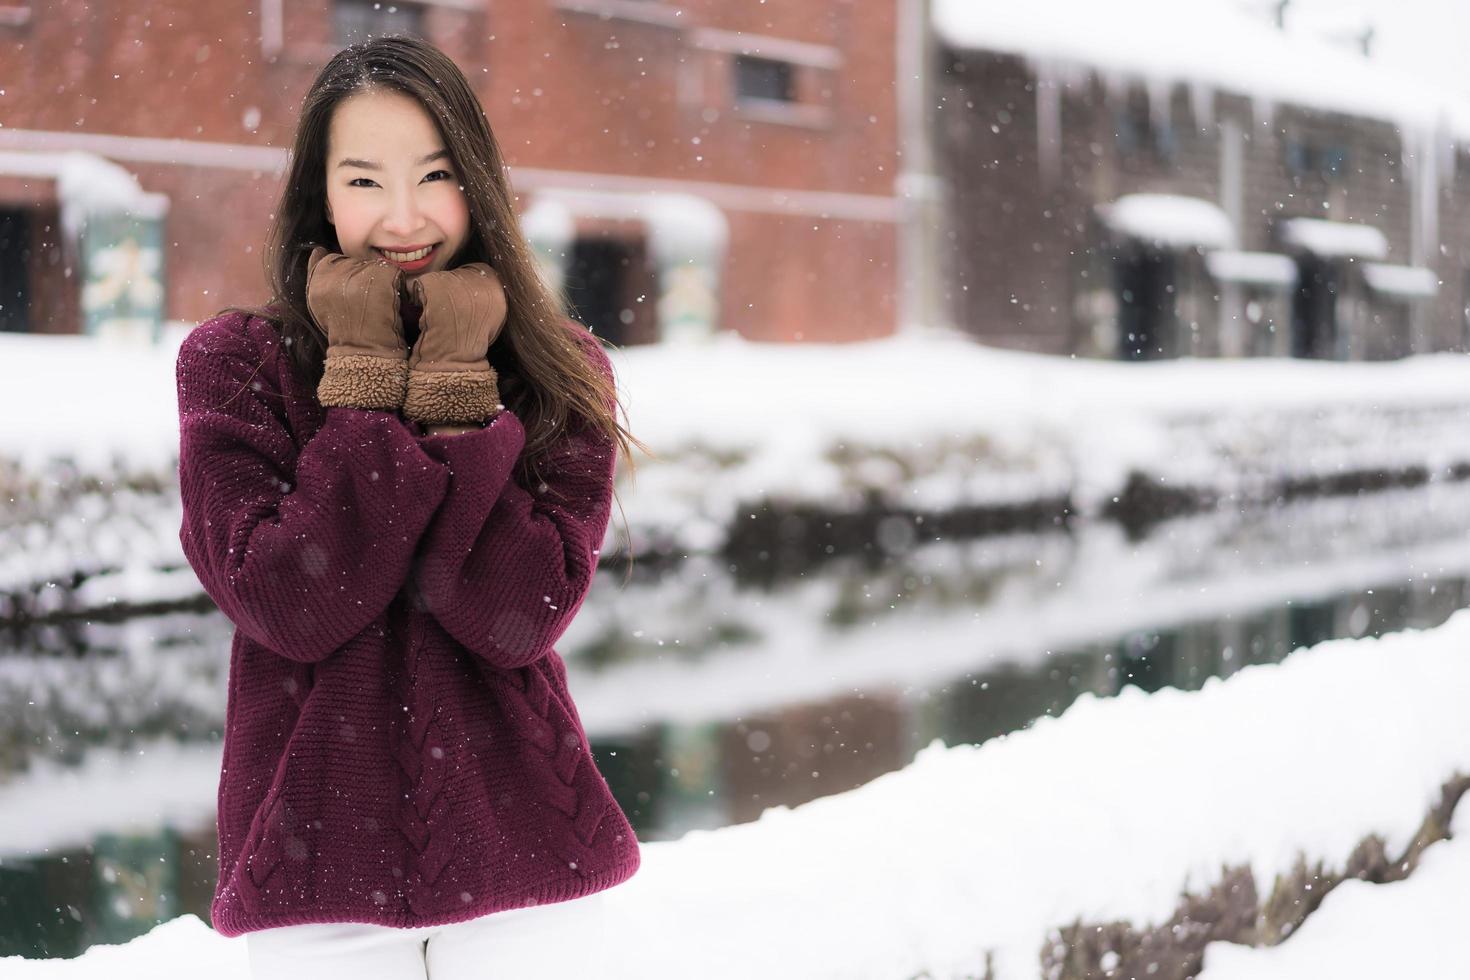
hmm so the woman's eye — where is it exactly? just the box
[348,170,454,188]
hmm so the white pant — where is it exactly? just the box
[244,888,612,980]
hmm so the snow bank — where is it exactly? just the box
[1199,803,1470,979]
[609,330,1470,554]
[7,327,1470,588]
[6,602,1468,979]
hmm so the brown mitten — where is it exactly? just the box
[402,262,509,425]
[305,245,409,410]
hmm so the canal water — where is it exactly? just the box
[2,478,1468,958]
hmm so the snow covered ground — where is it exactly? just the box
[5,324,1470,600]
[5,325,1469,975]
[3,600,1466,978]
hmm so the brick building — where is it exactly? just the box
[928,0,1470,360]
[0,0,901,346]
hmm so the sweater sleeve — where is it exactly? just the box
[176,318,452,663]
[409,338,618,671]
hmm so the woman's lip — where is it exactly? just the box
[376,243,437,253]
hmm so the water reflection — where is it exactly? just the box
[0,825,217,956]
[3,480,1469,957]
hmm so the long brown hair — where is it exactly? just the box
[217,34,652,566]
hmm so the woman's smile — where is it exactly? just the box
[375,243,439,271]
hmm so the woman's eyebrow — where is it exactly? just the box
[336,149,449,171]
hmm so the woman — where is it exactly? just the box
[176,34,650,979]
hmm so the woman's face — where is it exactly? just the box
[324,87,471,275]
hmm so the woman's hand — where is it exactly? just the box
[402,262,509,425]
[305,245,409,410]
[423,423,483,437]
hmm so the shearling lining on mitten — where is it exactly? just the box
[403,367,501,425]
[318,353,410,411]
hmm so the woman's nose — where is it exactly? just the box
[382,190,427,235]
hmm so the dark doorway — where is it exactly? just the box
[1462,269,1470,353]
[1291,255,1338,358]
[0,209,31,333]
[564,236,639,346]
[1114,245,1174,360]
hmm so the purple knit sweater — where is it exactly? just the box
[176,308,640,937]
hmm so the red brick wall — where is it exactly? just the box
[0,0,899,342]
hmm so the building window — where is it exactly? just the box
[1113,88,1176,165]
[1319,145,1348,178]
[1154,118,1178,163]
[733,54,796,104]
[1284,137,1310,176]
[1284,135,1349,182]
[0,2,31,28]
[334,0,424,46]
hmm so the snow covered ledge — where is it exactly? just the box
[609,332,1470,555]
[8,326,1470,571]
[7,609,1468,979]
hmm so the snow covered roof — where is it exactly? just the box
[1205,250,1299,287]
[1362,262,1440,297]
[1278,217,1390,260]
[0,150,170,264]
[522,187,729,259]
[931,0,1470,143]
[1096,193,1236,250]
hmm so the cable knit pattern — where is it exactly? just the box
[507,661,616,859]
[177,308,640,938]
